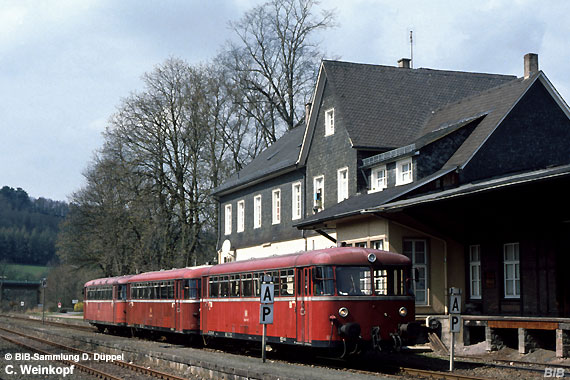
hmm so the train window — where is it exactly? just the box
[253,273,261,297]
[336,266,372,296]
[119,285,127,300]
[209,277,219,298]
[313,266,334,295]
[220,276,230,297]
[393,269,405,295]
[374,269,388,295]
[183,280,190,299]
[161,282,168,299]
[304,269,310,295]
[187,279,199,299]
[168,281,174,299]
[280,270,294,296]
[230,275,240,297]
[242,274,253,297]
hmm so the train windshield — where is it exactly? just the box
[336,266,372,296]
[336,266,408,296]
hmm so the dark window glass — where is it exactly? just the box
[314,266,334,295]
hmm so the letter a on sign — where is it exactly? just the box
[260,284,274,304]
[450,295,461,314]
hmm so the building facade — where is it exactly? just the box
[213,53,570,346]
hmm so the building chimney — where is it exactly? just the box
[524,53,539,79]
[398,58,411,69]
[305,103,312,126]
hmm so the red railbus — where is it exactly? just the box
[84,275,133,332]
[126,266,209,334]
[201,247,419,353]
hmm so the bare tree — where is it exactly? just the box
[227,0,336,142]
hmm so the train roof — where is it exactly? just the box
[128,265,211,282]
[84,275,134,287]
[205,247,411,276]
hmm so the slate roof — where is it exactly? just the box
[212,125,305,196]
[361,113,488,168]
[295,73,543,229]
[322,60,517,149]
[423,73,539,170]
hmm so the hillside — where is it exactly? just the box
[0,186,68,265]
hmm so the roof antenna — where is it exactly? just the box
[409,30,414,69]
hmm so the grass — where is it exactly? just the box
[1,264,49,281]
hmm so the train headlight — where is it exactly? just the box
[338,307,349,318]
[367,253,377,263]
[398,307,408,317]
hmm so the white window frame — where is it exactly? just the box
[253,195,262,229]
[469,245,481,299]
[237,200,245,233]
[272,189,281,225]
[503,242,520,299]
[224,204,232,235]
[313,175,324,212]
[324,108,334,136]
[396,157,413,186]
[404,239,428,305]
[370,165,387,192]
[372,239,384,250]
[337,167,349,203]
[292,182,302,220]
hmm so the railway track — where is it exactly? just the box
[1,314,555,380]
[0,326,193,380]
[0,313,95,332]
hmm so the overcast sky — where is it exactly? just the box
[1,0,568,201]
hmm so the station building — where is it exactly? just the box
[213,54,570,355]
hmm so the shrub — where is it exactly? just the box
[74,302,83,312]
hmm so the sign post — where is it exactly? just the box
[449,287,462,372]
[260,275,274,363]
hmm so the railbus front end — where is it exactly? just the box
[298,248,419,354]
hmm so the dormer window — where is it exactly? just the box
[370,165,387,192]
[396,158,413,186]
[325,108,334,136]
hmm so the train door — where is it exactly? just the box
[175,280,182,332]
[296,267,311,344]
[170,280,177,331]
[112,285,117,324]
[201,277,208,332]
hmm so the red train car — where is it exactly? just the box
[201,247,419,353]
[126,266,209,334]
[84,275,133,332]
